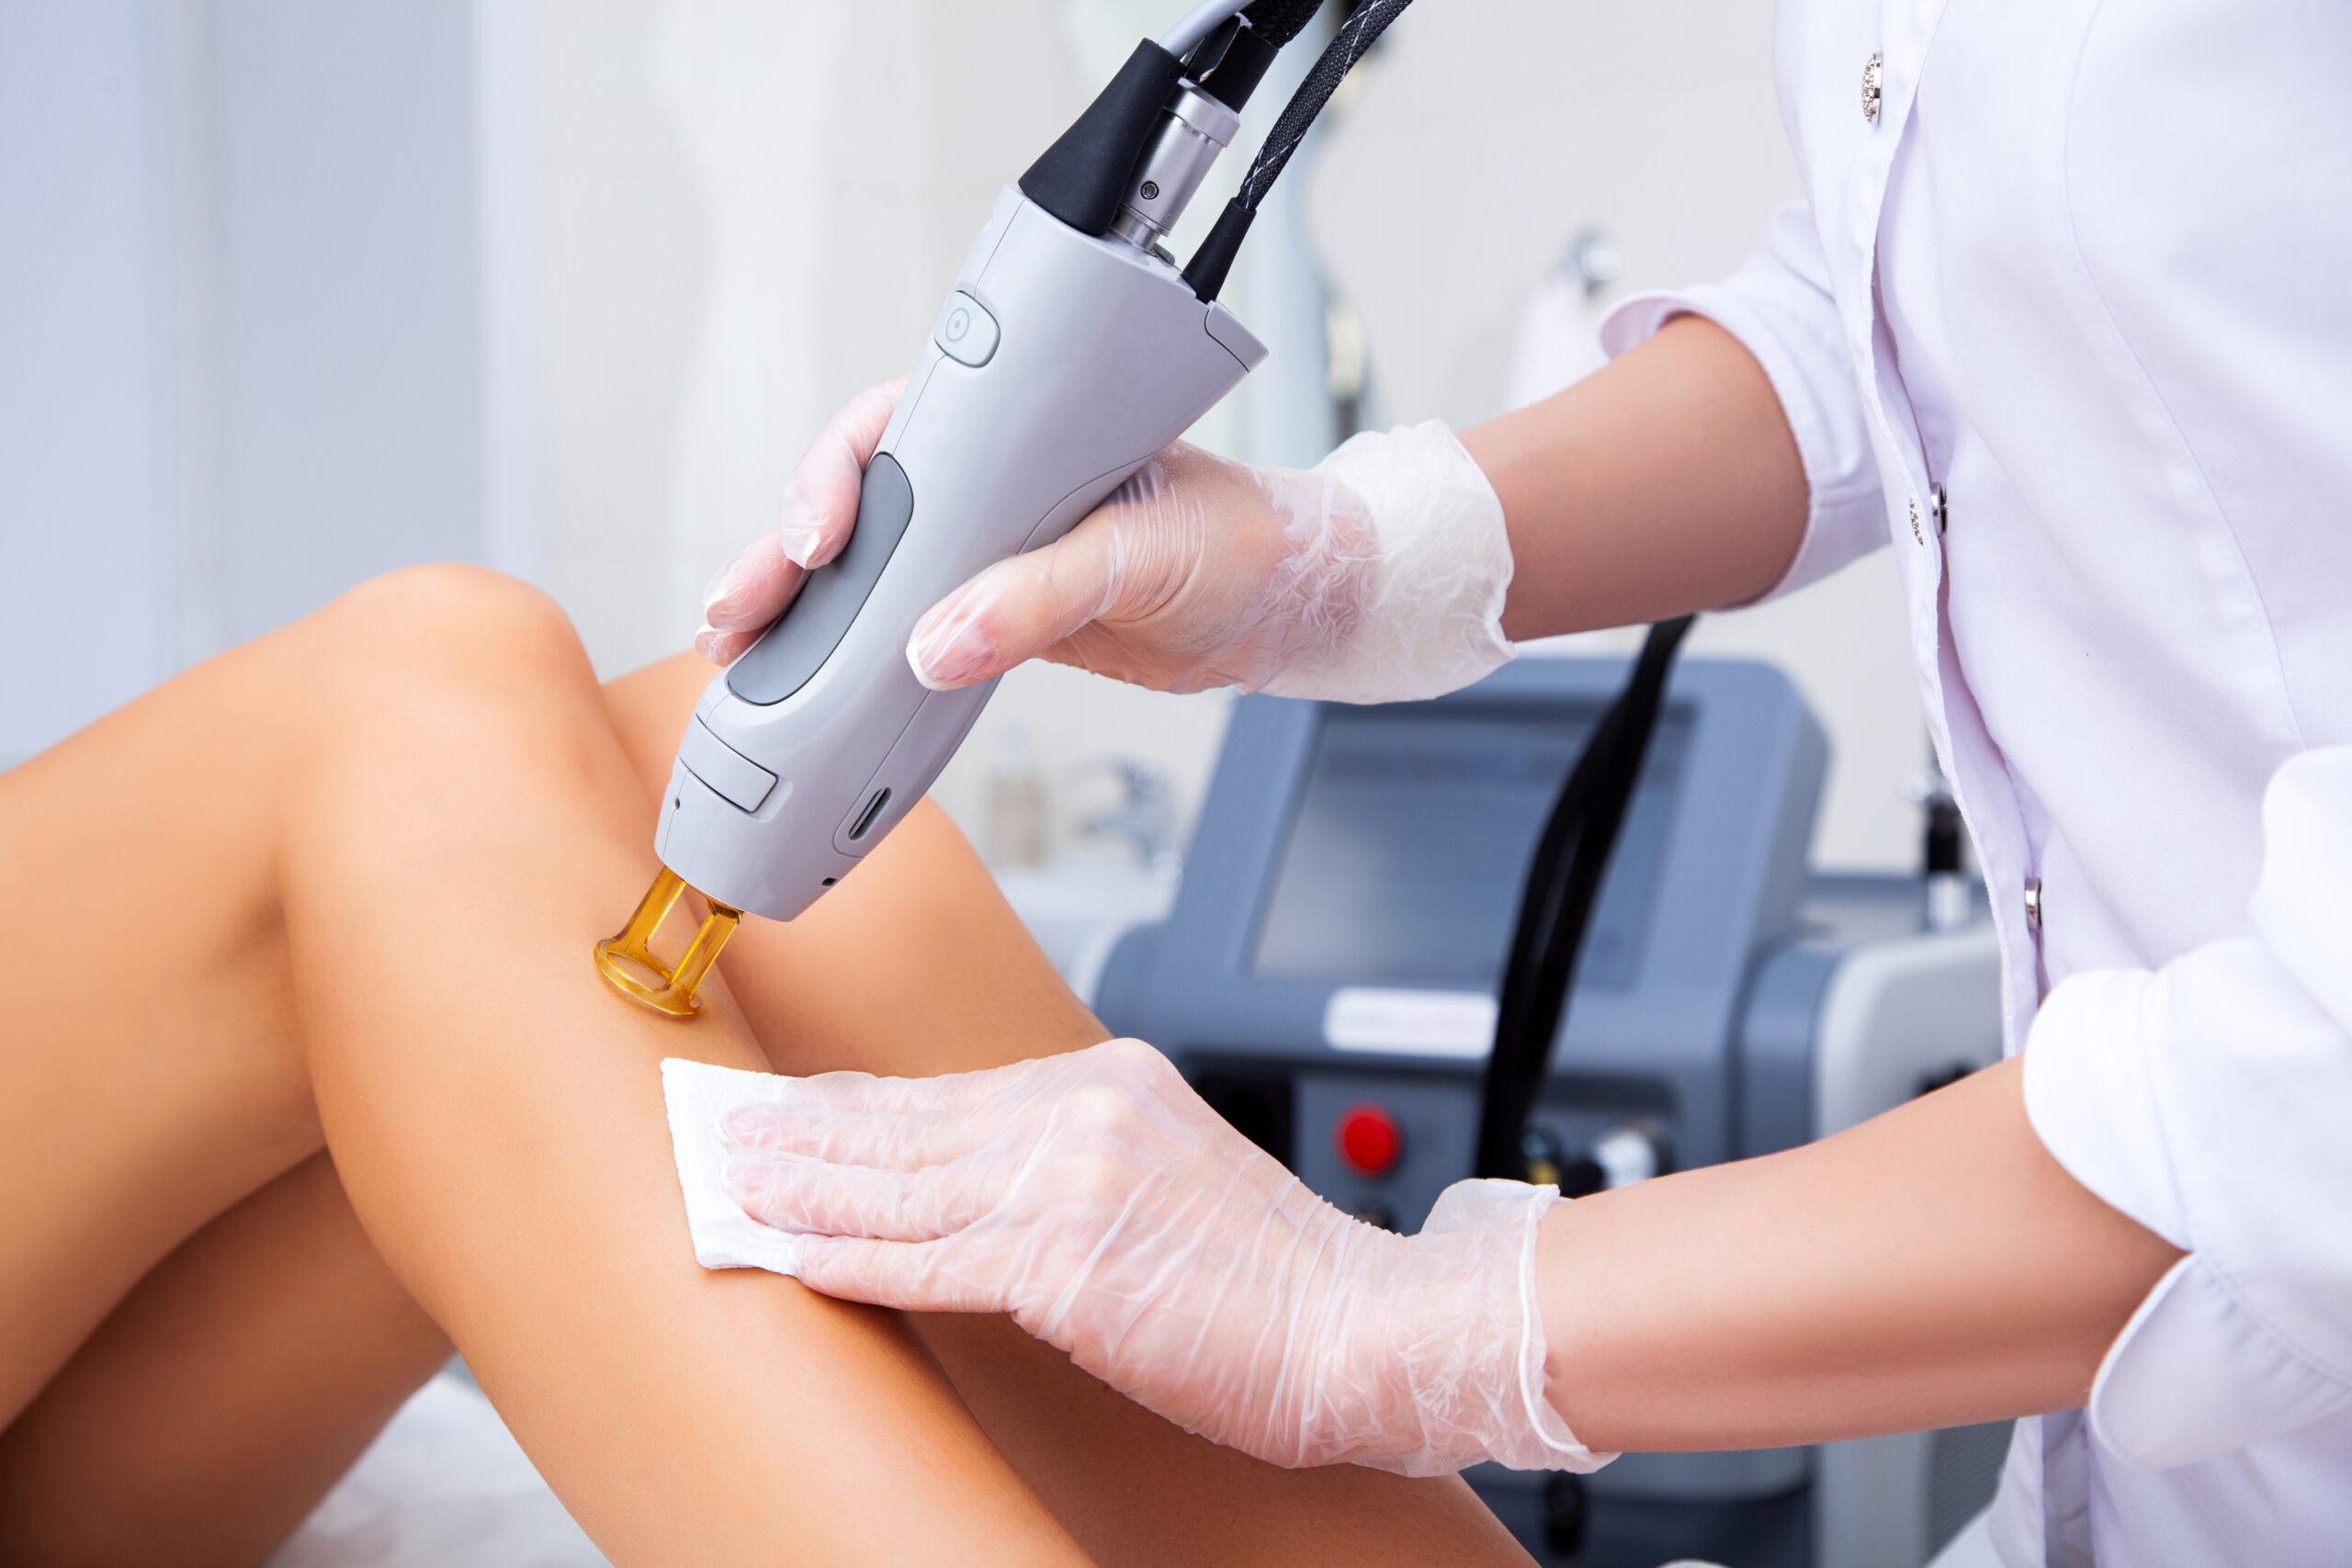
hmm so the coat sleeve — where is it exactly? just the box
[1598,200,1887,603]
[2023,747,2352,1470]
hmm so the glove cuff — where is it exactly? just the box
[1361,1179,1613,1477]
[1258,422,1516,704]
[1496,1182,1610,1472]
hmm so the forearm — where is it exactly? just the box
[1536,1056,2181,1451]
[1459,315,1808,640]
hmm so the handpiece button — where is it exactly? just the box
[933,290,1000,367]
[1336,1104,1402,1178]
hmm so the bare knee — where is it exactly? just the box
[322,564,586,690]
[288,565,627,808]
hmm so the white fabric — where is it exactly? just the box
[1601,0,2352,1560]
[660,1057,805,1276]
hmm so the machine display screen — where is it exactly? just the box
[1250,703,1690,990]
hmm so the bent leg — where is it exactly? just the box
[0,567,1090,1567]
[0,1155,451,1567]
[607,654,1535,1568]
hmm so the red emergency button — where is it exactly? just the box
[1336,1103,1402,1178]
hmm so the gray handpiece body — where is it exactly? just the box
[654,185,1267,921]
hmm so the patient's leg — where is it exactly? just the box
[608,655,1535,1568]
[0,1155,451,1565]
[0,583,1525,1568]
[0,567,1090,1566]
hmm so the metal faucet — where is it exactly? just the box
[1080,760,1181,879]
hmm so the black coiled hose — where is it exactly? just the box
[1183,0,1416,299]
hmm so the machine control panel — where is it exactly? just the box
[1099,655,1828,1232]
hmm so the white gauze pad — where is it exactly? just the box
[661,1057,805,1278]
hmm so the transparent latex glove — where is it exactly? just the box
[721,1038,1608,1478]
[695,378,905,665]
[695,395,1514,703]
[909,423,1516,703]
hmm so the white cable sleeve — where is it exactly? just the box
[1158,0,1251,57]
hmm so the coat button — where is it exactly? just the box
[1932,483,1949,534]
[1862,53,1883,122]
[2024,877,2044,932]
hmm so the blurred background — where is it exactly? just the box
[2,6,1971,1559]
[0,0,1920,877]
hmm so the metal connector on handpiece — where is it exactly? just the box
[595,866,741,1017]
[1109,85,1242,252]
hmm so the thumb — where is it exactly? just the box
[905,515,1136,690]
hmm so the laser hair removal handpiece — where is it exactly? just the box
[597,0,1417,1014]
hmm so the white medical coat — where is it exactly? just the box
[1600,0,2352,1562]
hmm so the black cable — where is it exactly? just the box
[1183,0,1413,298]
[1238,0,1328,49]
[1473,617,1696,1182]
[1238,0,1401,209]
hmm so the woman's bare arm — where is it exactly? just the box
[1538,1055,2181,1450]
[1459,314,1811,639]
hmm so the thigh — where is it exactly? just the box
[270,580,1090,1566]
[0,1153,451,1568]
[0,617,331,1424]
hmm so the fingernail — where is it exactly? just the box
[720,1152,762,1200]
[776,498,824,570]
[701,629,763,669]
[907,603,993,691]
[701,552,757,625]
[721,1105,772,1145]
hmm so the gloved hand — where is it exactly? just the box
[695,378,905,666]
[696,377,1517,704]
[720,1038,1608,1477]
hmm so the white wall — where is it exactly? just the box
[0,1,181,765]
[205,0,490,644]
[0,0,513,766]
